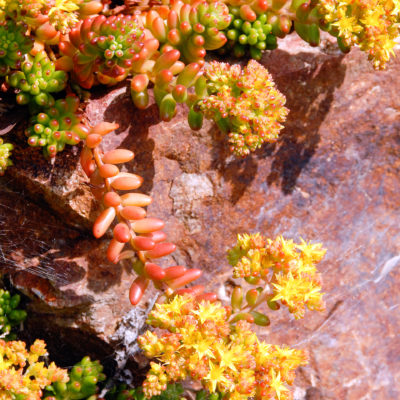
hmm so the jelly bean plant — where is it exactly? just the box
[0,0,397,399]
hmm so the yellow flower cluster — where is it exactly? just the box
[1,0,82,32]
[138,295,307,400]
[0,339,68,400]
[228,234,326,319]
[318,0,400,69]
[199,60,288,157]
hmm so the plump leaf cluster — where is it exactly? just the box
[138,294,308,400]
[196,60,288,157]
[0,290,27,341]
[0,140,14,176]
[0,20,33,76]
[0,339,69,399]
[222,6,277,59]
[44,356,106,400]
[26,95,87,157]
[142,0,231,64]
[59,15,144,88]
[8,51,68,108]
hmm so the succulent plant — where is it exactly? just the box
[80,122,203,305]
[0,289,27,340]
[131,47,201,121]
[3,0,103,42]
[0,139,14,176]
[26,95,88,158]
[221,5,277,59]
[193,59,288,157]
[317,0,400,69]
[106,383,184,400]
[8,50,68,108]
[142,0,231,64]
[0,339,69,398]
[0,20,34,76]
[59,15,144,88]
[44,356,106,400]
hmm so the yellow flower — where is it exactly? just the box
[269,370,289,400]
[204,362,231,393]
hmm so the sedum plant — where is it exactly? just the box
[0,289,27,341]
[317,0,400,69]
[221,7,278,60]
[0,20,33,77]
[141,0,231,64]
[58,15,145,88]
[0,339,69,399]
[228,233,326,319]
[80,122,203,305]
[136,234,325,400]
[139,297,306,400]
[44,356,106,400]
[194,60,288,157]
[0,139,14,176]
[26,95,88,158]
[8,51,68,108]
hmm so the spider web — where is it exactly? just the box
[0,186,77,286]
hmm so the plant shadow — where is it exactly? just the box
[211,49,347,203]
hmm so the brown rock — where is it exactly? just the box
[1,34,400,397]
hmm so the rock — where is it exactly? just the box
[170,173,214,234]
[1,33,400,398]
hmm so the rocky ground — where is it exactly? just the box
[1,34,399,399]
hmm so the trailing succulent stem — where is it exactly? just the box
[80,122,204,305]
